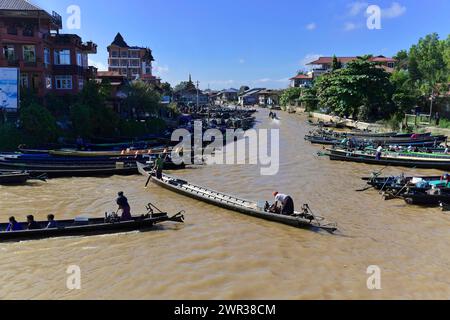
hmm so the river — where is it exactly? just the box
[1,109,449,299]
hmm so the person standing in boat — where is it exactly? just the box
[271,192,295,215]
[375,144,383,161]
[5,217,23,232]
[116,192,132,221]
[153,154,164,180]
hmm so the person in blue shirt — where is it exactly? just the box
[26,215,41,230]
[5,216,23,232]
[46,214,58,229]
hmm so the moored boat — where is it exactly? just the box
[323,148,450,170]
[0,171,30,185]
[137,163,337,233]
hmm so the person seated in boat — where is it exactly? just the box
[46,214,58,229]
[5,216,23,232]
[271,192,295,216]
[153,154,164,180]
[26,215,41,230]
[116,192,132,221]
[441,174,450,183]
[411,133,419,140]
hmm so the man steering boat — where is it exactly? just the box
[268,192,295,215]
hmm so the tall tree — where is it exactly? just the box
[315,56,393,120]
[331,55,342,71]
[123,81,161,119]
[393,50,409,70]
[409,33,447,115]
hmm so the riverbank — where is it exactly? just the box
[292,107,450,136]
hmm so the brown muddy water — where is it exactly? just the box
[0,109,449,299]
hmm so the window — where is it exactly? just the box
[23,45,36,62]
[20,74,29,88]
[111,51,118,57]
[23,25,34,37]
[387,62,395,68]
[44,48,51,66]
[120,51,128,58]
[54,49,71,65]
[78,78,84,90]
[77,52,82,66]
[3,45,15,61]
[45,76,52,89]
[55,75,73,90]
[7,26,17,35]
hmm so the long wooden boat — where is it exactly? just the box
[0,171,30,185]
[304,135,341,145]
[347,132,432,139]
[361,174,450,194]
[401,192,450,206]
[324,149,450,170]
[0,210,184,242]
[49,147,171,158]
[137,163,337,233]
[0,163,138,178]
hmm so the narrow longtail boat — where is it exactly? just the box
[0,162,138,178]
[0,171,30,185]
[49,147,172,157]
[361,173,450,194]
[137,163,337,233]
[323,148,450,170]
[0,204,184,242]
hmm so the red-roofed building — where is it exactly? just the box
[0,0,98,98]
[290,73,313,88]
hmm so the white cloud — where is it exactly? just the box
[88,58,107,71]
[300,53,323,69]
[209,80,235,85]
[344,22,358,31]
[382,2,406,19]
[306,23,317,31]
[255,78,272,83]
[348,1,368,16]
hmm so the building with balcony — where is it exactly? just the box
[290,73,313,88]
[0,0,98,98]
[107,33,160,85]
[306,55,397,78]
[238,88,265,106]
[289,55,397,88]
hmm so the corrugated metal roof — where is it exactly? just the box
[0,0,44,11]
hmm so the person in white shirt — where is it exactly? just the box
[270,191,294,215]
[376,145,383,160]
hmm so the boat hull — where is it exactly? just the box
[0,215,177,242]
[137,163,336,232]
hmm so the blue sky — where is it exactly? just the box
[35,0,450,90]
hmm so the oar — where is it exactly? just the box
[145,169,156,188]
[356,185,374,192]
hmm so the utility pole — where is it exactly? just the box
[196,80,200,110]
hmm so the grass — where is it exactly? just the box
[439,118,450,129]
